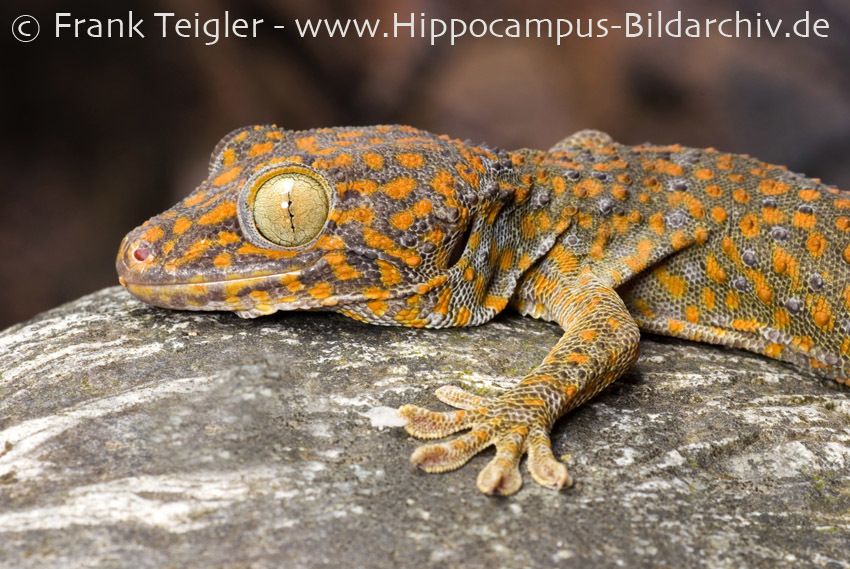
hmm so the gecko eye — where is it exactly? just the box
[248,166,331,247]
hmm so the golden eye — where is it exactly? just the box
[251,168,331,247]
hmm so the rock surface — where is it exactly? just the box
[0,287,848,569]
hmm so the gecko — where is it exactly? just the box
[116,125,850,495]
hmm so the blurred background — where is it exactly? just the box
[2,0,850,329]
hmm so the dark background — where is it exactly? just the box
[2,0,850,329]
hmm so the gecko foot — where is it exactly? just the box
[397,385,572,495]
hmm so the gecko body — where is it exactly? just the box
[117,125,850,494]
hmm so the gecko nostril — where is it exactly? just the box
[132,244,151,262]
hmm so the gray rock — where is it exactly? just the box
[0,287,848,569]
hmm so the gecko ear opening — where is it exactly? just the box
[447,222,473,268]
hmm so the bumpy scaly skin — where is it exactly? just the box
[117,125,850,495]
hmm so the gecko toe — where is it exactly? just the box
[476,431,525,495]
[397,404,473,438]
[527,429,572,490]
[410,428,493,472]
[434,385,486,410]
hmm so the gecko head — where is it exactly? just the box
[117,124,502,318]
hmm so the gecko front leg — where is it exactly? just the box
[398,267,641,495]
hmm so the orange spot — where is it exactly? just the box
[213,167,242,186]
[762,207,786,225]
[173,217,192,235]
[221,148,236,167]
[236,242,299,260]
[383,177,417,200]
[143,226,165,242]
[649,212,665,235]
[454,307,471,326]
[739,214,759,238]
[765,343,784,358]
[643,177,662,192]
[634,299,655,319]
[396,153,424,168]
[308,282,333,300]
[567,352,590,365]
[346,179,379,195]
[793,211,816,229]
[695,168,714,180]
[611,184,628,200]
[484,295,508,312]
[390,211,414,231]
[552,176,566,195]
[623,239,654,273]
[773,246,800,287]
[759,179,790,195]
[332,262,362,281]
[174,238,213,268]
[367,299,388,316]
[732,319,759,332]
[806,232,827,257]
[296,136,318,152]
[703,287,716,310]
[774,308,790,328]
[752,274,773,305]
[376,259,401,287]
[198,202,237,225]
[792,336,814,352]
[668,319,685,333]
[733,189,750,203]
[706,254,726,283]
[613,215,629,234]
[654,267,687,298]
[686,305,699,324]
[642,158,683,176]
[413,200,432,216]
[580,329,597,342]
[249,142,274,157]
[213,253,230,268]
[716,155,734,170]
[671,230,690,251]
[811,297,833,330]
[574,178,604,198]
[726,290,740,310]
[711,206,728,223]
[184,191,207,207]
[798,189,820,201]
[362,153,384,170]
[705,185,722,198]
[313,153,353,169]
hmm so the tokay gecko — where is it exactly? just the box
[117,125,850,495]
